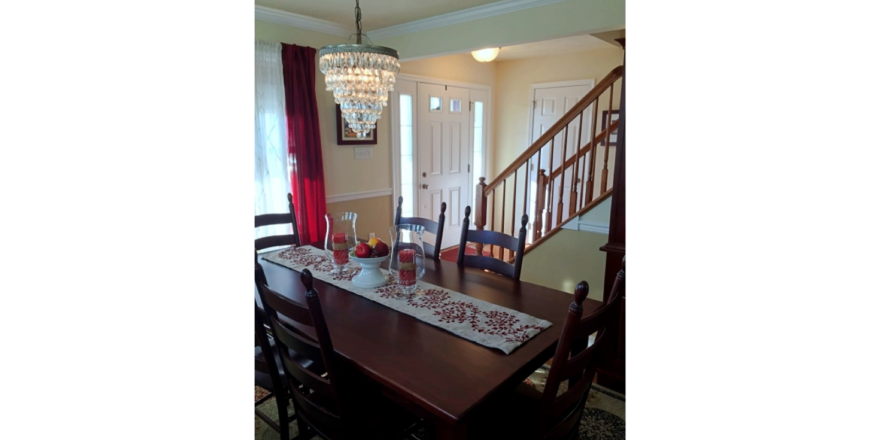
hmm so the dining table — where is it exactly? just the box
[257,243,605,439]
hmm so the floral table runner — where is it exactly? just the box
[261,246,552,354]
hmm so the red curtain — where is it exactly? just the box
[281,44,327,245]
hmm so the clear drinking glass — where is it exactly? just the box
[388,224,426,294]
[324,212,358,274]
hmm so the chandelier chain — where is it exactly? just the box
[355,0,362,44]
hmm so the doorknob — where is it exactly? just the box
[421,183,429,189]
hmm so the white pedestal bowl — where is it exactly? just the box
[349,253,390,288]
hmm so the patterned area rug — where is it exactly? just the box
[254,367,624,440]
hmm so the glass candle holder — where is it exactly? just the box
[324,212,357,274]
[389,224,425,294]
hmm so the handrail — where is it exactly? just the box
[484,65,624,193]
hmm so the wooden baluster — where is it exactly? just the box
[488,189,494,258]
[557,125,568,226]
[511,169,517,244]
[546,138,554,230]
[571,112,584,216]
[535,148,542,243]
[534,169,546,241]
[500,179,506,261]
[585,97,600,205]
[601,83,615,193]
[474,177,487,257]
[547,178,553,232]
[523,162,529,225]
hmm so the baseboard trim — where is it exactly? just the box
[561,218,609,235]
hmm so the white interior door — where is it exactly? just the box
[417,83,471,250]
[528,82,594,237]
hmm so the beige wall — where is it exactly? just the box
[521,229,608,301]
[400,53,496,86]
[327,196,394,242]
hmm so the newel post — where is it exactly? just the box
[474,177,487,256]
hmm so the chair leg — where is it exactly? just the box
[275,390,290,440]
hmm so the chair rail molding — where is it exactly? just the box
[326,188,393,204]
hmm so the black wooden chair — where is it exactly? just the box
[256,193,301,259]
[457,206,528,280]
[255,268,421,439]
[469,258,625,439]
[255,297,301,440]
[394,196,446,260]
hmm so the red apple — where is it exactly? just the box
[355,242,372,258]
[373,241,389,257]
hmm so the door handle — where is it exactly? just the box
[421,183,429,189]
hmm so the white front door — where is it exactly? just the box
[417,83,471,250]
[528,82,594,238]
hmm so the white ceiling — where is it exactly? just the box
[255,0,621,61]
[493,34,616,61]
[255,0,502,30]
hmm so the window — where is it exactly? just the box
[399,94,415,218]
[472,101,484,208]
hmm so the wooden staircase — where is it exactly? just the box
[473,65,625,260]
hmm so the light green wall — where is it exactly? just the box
[579,196,612,225]
[521,229,608,301]
[373,0,625,61]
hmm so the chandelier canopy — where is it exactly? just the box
[318,0,400,139]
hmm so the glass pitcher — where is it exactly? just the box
[324,212,358,274]
[389,224,426,294]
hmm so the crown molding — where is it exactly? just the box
[255,6,351,37]
[368,0,570,40]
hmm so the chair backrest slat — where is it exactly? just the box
[262,286,314,328]
[278,349,334,399]
[290,389,345,439]
[537,258,625,439]
[457,206,528,281]
[255,193,301,254]
[395,216,439,234]
[255,234,299,252]
[460,255,516,278]
[270,316,325,365]
[255,213,295,228]
[395,197,446,260]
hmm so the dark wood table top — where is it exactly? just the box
[257,245,604,425]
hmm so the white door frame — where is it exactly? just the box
[390,73,492,226]
[526,79,595,152]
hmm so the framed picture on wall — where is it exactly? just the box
[600,110,620,147]
[336,105,377,145]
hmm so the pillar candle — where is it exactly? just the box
[332,232,349,265]
[398,249,416,287]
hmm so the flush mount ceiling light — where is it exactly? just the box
[318,0,400,139]
[471,47,501,63]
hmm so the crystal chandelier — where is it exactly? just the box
[318,0,400,139]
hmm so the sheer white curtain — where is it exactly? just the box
[255,40,292,240]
